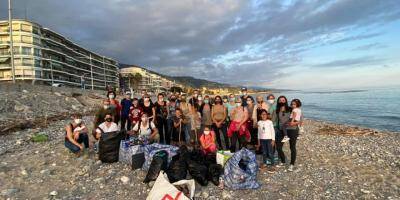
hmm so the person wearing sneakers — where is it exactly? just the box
[64,114,89,156]
[285,99,302,171]
[256,109,276,172]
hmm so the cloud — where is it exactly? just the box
[311,56,385,68]
[1,0,400,89]
[352,43,388,51]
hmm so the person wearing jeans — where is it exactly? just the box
[211,96,229,150]
[256,109,276,173]
[64,114,89,156]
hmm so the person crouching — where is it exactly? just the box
[199,126,217,155]
[64,114,89,157]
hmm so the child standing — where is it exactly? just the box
[256,109,276,173]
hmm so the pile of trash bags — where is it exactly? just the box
[144,145,224,187]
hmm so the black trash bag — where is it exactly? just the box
[143,150,168,183]
[166,155,188,183]
[204,153,217,167]
[189,149,205,164]
[208,163,223,186]
[179,145,191,162]
[99,131,124,163]
[187,161,209,186]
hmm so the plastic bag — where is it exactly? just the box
[99,131,124,163]
[143,151,168,183]
[208,163,223,186]
[147,171,194,200]
[187,161,208,186]
[223,148,260,190]
[166,155,188,183]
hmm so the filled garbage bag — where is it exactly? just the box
[166,155,188,183]
[143,151,168,183]
[208,163,223,186]
[99,131,124,163]
[146,171,195,200]
[187,161,208,186]
[143,144,179,170]
[223,148,260,190]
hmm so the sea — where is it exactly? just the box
[269,88,400,132]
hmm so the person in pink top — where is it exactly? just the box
[199,126,217,155]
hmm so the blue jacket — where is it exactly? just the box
[120,98,132,116]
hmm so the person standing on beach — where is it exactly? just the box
[226,94,237,122]
[129,98,143,132]
[285,99,302,171]
[276,96,290,167]
[179,95,192,144]
[227,97,250,152]
[93,99,116,129]
[166,95,179,145]
[154,93,168,144]
[240,87,250,107]
[245,96,257,146]
[211,95,229,150]
[189,89,200,108]
[107,91,121,124]
[171,108,187,145]
[120,92,132,130]
[200,95,213,133]
[256,109,276,172]
[142,94,155,122]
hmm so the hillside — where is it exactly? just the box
[119,64,232,89]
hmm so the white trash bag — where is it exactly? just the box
[147,171,195,200]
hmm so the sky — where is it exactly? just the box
[1,0,400,90]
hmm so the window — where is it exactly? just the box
[12,35,20,43]
[0,35,9,44]
[33,37,41,45]
[22,35,32,43]
[0,48,9,55]
[22,58,33,66]
[33,48,40,57]
[32,26,40,35]
[12,23,20,31]
[34,59,41,68]
[21,47,31,55]
[21,24,31,32]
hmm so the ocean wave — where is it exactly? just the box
[301,90,368,94]
[369,115,400,120]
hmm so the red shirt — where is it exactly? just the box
[129,106,143,124]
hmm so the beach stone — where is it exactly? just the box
[1,188,19,196]
[49,190,58,196]
[120,176,130,184]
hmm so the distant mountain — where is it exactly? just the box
[119,64,232,89]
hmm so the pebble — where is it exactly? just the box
[1,188,19,196]
[120,176,130,184]
[20,169,28,176]
[49,191,58,196]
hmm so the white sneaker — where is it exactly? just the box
[288,164,294,172]
[281,136,290,143]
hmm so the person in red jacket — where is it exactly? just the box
[107,91,121,124]
[129,98,143,130]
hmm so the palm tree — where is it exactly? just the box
[127,73,134,89]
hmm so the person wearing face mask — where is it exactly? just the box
[226,94,237,121]
[227,97,250,152]
[179,95,192,144]
[142,94,155,122]
[138,90,148,106]
[120,92,133,130]
[199,126,217,155]
[107,91,121,124]
[154,93,168,144]
[64,114,89,156]
[275,96,290,167]
[189,89,200,108]
[199,95,212,133]
[266,94,278,142]
[222,96,229,107]
[129,98,143,130]
[240,87,250,107]
[131,113,159,144]
[166,95,179,145]
[94,99,117,129]
[171,108,187,145]
[245,96,258,146]
[94,113,119,152]
[211,95,229,150]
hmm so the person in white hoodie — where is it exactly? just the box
[256,109,276,173]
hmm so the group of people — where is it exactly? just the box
[64,87,303,172]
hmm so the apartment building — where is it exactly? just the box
[0,19,119,89]
[119,65,181,94]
